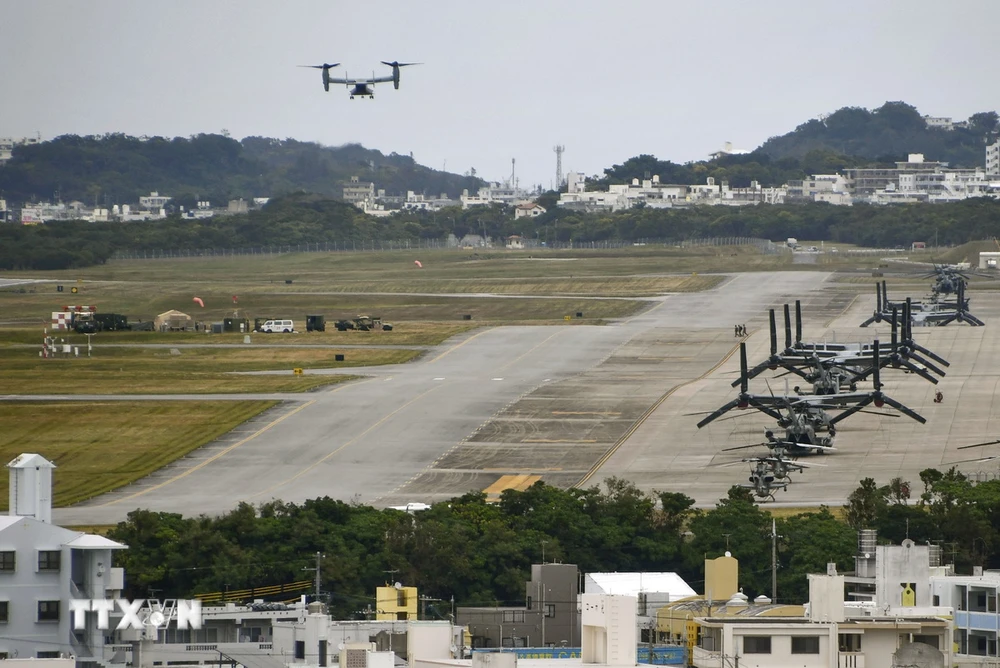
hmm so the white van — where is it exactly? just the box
[259,319,294,333]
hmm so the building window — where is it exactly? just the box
[397,590,407,607]
[839,634,862,652]
[38,600,60,622]
[544,604,555,618]
[0,551,13,571]
[791,636,820,654]
[0,601,8,623]
[914,634,939,649]
[294,641,305,660]
[38,550,60,571]
[37,652,60,659]
[502,610,525,623]
[743,636,771,654]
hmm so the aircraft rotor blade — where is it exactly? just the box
[783,304,792,350]
[769,309,777,356]
[795,300,803,345]
[721,442,770,452]
[957,439,1000,451]
[696,399,741,428]
[739,342,748,394]
[828,395,875,425]
[944,455,1000,466]
[879,394,927,424]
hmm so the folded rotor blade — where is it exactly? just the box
[879,394,927,424]
[828,395,875,425]
[795,300,803,345]
[769,309,777,356]
[696,399,741,428]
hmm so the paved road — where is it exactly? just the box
[45,272,834,524]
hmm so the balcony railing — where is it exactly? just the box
[839,652,865,668]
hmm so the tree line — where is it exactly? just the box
[108,479,857,618]
[5,193,1000,271]
[107,468,1000,619]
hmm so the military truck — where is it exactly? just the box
[334,315,393,332]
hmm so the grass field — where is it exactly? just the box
[0,345,409,394]
[0,401,276,508]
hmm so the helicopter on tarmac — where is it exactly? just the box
[299,60,421,99]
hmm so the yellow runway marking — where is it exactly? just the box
[96,400,317,507]
[246,385,443,500]
[484,474,541,498]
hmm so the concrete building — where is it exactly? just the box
[0,198,7,222]
[343,176,376,206]
[376,584,418,621]
[0,135,41,162]
[458,563,580,649]
[708,142,751,159]
[1,454,127,665]
[138,191,171,210]
[584,573,695,640]
[138,600,462,668]
[988,142,1000,175]
[844,153,946,195]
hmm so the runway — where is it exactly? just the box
[48,271,835,524]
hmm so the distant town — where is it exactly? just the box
[2,116,999,227]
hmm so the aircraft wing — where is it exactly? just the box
[326,77,359,85]
[370,75,395,83]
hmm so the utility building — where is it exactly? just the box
[377,584,418,621]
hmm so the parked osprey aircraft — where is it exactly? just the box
[299,61,421,99]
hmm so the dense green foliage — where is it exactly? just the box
[846,469,1000,572]
[6,195,1000,271]
[759,102,999,167]
[0,133,482,206]
[108,479,856,616]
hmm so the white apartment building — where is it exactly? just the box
[460,182,532,209]
[897,169,1000,202]
[0,454,127,666]
[988,142,1000,175]
[0,136,41,162]
[403,191,460,212]
[138,191,171,210]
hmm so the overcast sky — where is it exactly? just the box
[2,0,999,190]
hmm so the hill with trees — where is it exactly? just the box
[758,101,999,167]
[0,133,483,207]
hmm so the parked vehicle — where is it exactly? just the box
[258,319,295,333]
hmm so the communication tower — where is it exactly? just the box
[553,145,565,189]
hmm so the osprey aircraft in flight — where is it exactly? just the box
[299,61,421,99]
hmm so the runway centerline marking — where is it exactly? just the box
[244,384,445,500]
[93,399,317,507]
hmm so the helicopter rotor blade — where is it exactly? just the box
[957,439,1000,451]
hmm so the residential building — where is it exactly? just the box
[988,142,1000,175]
[139,600,462,667]
[458,563,580,649]
[708,141,751,160]
[376,584,418,621]
[785,175,851,203]
[0,198,7,222]
[460,181,532,209]
[844,153,946,195]
[403,191,460,212]
[138,191,171,210]
[0,135,41,162]
[0,454,128,665]
[585,572,695,640]
[514,203,546,219]
[923,115,958,130]
[343,176,376,205]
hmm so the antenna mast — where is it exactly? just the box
[553,145,565,190]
